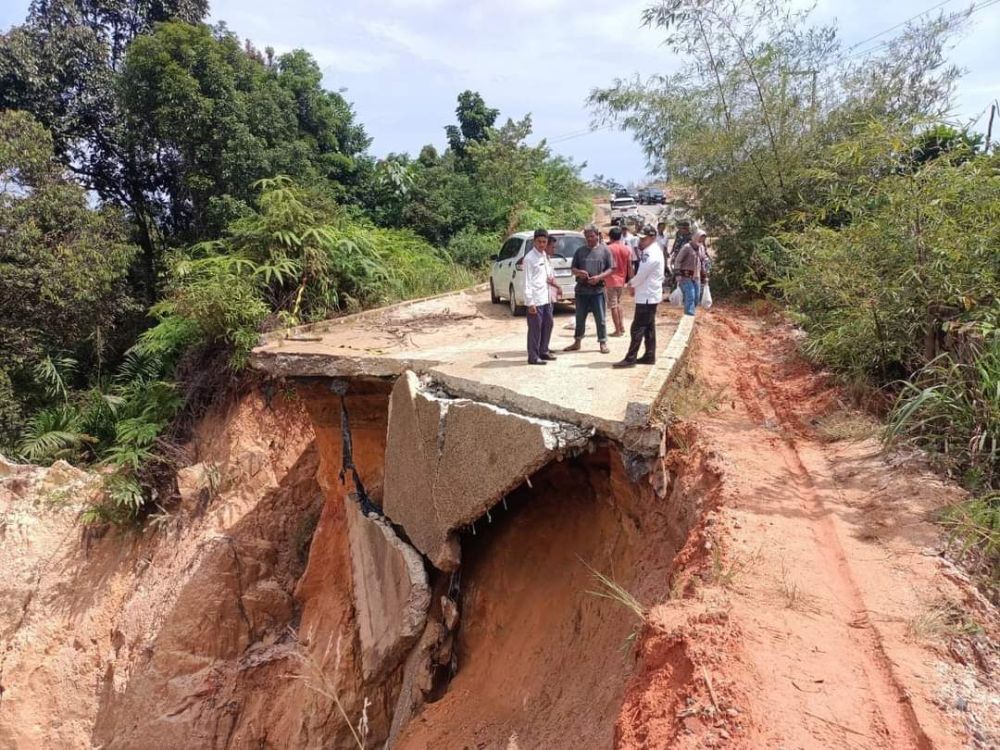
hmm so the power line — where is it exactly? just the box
[846,0,1000,60]
[547,125,614,145]
[845,0,959,52]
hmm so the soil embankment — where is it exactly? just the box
[1,302,995,749]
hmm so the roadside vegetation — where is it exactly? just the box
[591,0,998,591]
[0,1,590,524]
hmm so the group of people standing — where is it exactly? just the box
[522,219,710,367]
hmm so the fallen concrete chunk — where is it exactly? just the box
[383,371,591,569]
[344,496,430,682]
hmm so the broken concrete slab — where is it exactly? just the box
[251,289,686,448]
[344,495,430,682]
[382,371,592,570]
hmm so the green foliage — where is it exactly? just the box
[145,177,475,369]
[445,90,499,157]
[0,110,140,449]
[395,97,592,248]
[446,227,502,269]
[590,0,966,287]
[939,492,1000,593]
[887,339,999,491]
[117,22,370,247]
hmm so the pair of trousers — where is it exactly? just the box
[527,303,554,362]
[624,303,658,361]
[679,278,698,316]
[574,293,607,341]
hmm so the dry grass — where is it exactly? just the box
[706,541,761,588]
[906,603,982,643]
[814,409,880,443]
[293,633,369,750]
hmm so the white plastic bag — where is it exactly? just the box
[668,285,683,307]
[700,282,713,309]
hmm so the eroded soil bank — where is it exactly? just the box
[1,304,995,749]
[0,366,714,749]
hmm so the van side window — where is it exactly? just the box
[498,238,521,261]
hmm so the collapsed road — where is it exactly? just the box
[249,286,698,747]
[2,288,993,750]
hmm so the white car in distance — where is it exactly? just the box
[489,231,585,316]
[610,196,641,226]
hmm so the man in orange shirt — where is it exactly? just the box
[604,225,633,337]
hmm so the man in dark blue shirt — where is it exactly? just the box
[564,224,613,354]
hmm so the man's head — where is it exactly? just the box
[545,234,558,255]
[621,223,631,236]
[676,219,691,237]
[638,224,657,250]
[608,226,622,242]
[583,224,600,248]
[532,228,548,252]
[657,222,666,235]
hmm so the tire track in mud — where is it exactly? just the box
[716,310,933,750]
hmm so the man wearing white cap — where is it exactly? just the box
[613,225,665,368]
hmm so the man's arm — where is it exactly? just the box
[588,249,615,283]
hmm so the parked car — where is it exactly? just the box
[641,187,666,204]
[489,231,585,315]
[609,196,641,226]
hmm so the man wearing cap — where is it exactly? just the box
[565,224,613,354]
[614,225,665,368]
[670,220,692,268]
[523,229,558,365]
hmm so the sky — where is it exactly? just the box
[2,0,999,185]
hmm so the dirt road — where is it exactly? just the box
[617,305,998,749]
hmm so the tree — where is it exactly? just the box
[0,110,139,446]
[445,90,499,157]
[1,9,371,302]
[589,0,967,291]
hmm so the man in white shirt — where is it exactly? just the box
[524,228,558,365]
[614,225,665,368]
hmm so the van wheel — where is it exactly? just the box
[490,279,500,304]
[509,286,525,316]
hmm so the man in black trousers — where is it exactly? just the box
[614,225,665,368]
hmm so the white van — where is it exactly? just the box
[610,196,640,226]
[489,231,586,315]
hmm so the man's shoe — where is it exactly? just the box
[600,342,610,354]
[613,359,637,369]
[540,353,558,361]
[563,340,581,352]
[637,356,656,365]
[528,360,547,366]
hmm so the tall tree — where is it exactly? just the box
[445,90,499,157]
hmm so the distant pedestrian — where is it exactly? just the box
[673,233,700,316]
[692,229,710,305]
[605,226,633,337]
[614,225,665,368]
[524,228,557,365]
[656,222,669,250]
[564,224,613,353]
[670,219,692,268]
